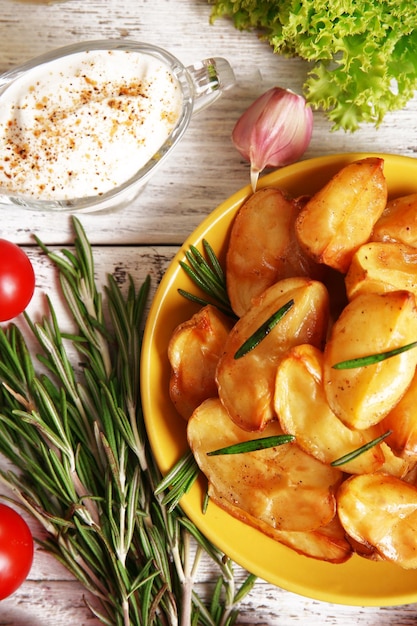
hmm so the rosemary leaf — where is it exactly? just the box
[0,325,27,382]
[186,252,224,300]
[234,299,294,359]
[73,215,96,294]
[155,451,200,512]
[234,573,257,603]
[178,241,234,317]
[202,239,226,284]
[207,434,295,456]
[34,235,78,280]
[155,451,198,495]
[210,577,224,621]
[202,490,210,514]
[191,594,216,626]
[332,341,417,369]
[179,517,226,568]
[330,430,393,466]
[177,288,233,319]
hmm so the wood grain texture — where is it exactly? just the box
[1,0,417,247]
[1,0,417,623]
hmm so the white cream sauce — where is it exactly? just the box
[0,49,183,199]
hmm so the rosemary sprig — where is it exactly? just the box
[330,430,392,467]
[0,217,254,626]
[207,434,295,456]
[332,341,417,369]
[155,451,200,513]
[178,240,235,318]
[234,299,294,359]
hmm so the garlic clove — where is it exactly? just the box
[232,87,313,191]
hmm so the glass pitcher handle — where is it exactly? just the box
[187,57,236,114]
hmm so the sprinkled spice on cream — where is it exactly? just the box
[0,49,183,199]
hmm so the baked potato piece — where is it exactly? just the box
[188,397,342,533]
[377,442,413,479]
[213,486,352,563]
[216,277,329,431]
[403,462,417,486]
[323,291,417,429]
[372,193,417,247]
[345,535,379,561]
[275,517,352,564]
[168,305,234,420]
[381,368,417,458]
[295,157,387,273]
[337,473,417,569]
[226,187,322,317]
[274,343,385,474]
[345,241,417,301]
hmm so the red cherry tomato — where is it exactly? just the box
[0,239,35,322]
[0,503,34,600]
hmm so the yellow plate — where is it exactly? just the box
[141,153,417,606]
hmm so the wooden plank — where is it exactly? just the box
[0,0,416,247]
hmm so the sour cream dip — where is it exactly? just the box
[0,48,183,200]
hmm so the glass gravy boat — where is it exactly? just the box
[0,39,236,212]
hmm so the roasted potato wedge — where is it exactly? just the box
[372,193,417,247]
[216,277,329,431]
[188,397,342,533]
[345,241,417,301]
[377,442,412,478]
[274,344,385,474]
[295,157,387,273]
[381,368,417,458]
[168,305,234,420]
[212,486,352,563]
[226,187,323,317]
[274,517,352,564]
[323,291,417,429]
[403,462,417,485]
[337,473,417,569]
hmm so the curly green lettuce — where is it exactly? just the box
[209,0,417,131]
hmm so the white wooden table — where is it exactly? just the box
[2,1,417,624]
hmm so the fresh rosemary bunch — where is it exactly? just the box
[0,217,255,626]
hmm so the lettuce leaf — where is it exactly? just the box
[209,0,417,131]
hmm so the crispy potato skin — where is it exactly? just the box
[168,305,234,420]
[188,398,342,533]
[377,442,412,479]
[381,368,417,458]
[372,193,417,247]
[274,344,385,474]
[345,241,417,301]
[213,488,352,563]
[337,474,417,569]
[295,157,387,273]
[216,278,329,431]
[323,291,417,429]
[226,187,322,317]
